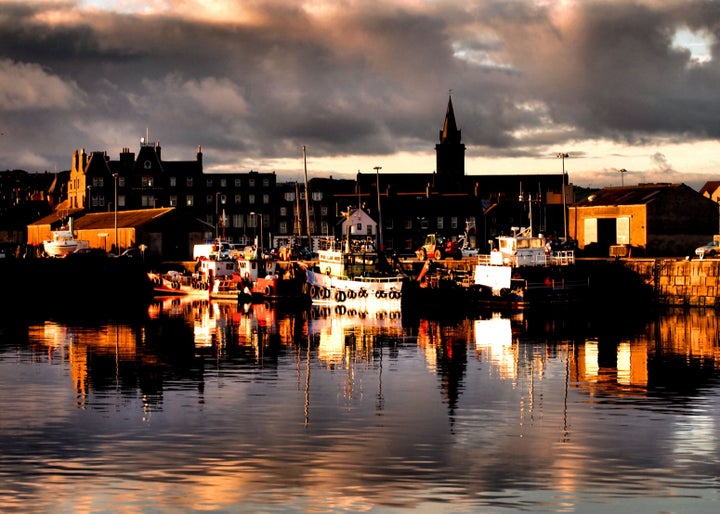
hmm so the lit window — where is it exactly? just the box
[170,176,176,187]
[186,195,194,206]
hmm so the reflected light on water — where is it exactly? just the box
[2,300,720,512]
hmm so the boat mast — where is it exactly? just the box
[303,146,311,249]
[374,166,383,251]
[294,181,302,243]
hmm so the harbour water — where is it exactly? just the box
[1,298,719,513]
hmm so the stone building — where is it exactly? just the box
[569,183,718,256]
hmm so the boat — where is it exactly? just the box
[148,271,208,297]
[470,227,587,309]
[234,244,309,302]
[42,217,89,257]
[306,239,406,306]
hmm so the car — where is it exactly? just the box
[695,241,720,259]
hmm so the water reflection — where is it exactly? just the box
[1,299,720,512]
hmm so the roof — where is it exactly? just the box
[573,183,685,207]
[699,181,720,196]
[28,207,175,229]
[74,208,175,229]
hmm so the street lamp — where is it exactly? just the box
[374,166,383,252]
[619,168,627,187]
[250,211,263,257]
[556,153,569,243]
[112,173,118,255]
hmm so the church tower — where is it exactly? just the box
[435,95,465,184]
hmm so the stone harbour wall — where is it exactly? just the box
[623,259,720,308]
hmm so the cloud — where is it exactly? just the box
[0,59,83,110]
[0,0,718,186]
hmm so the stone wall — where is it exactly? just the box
[623,259,720,308]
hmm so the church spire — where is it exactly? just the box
[435,94,465,183]
[439,94,461,144]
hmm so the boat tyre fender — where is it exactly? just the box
[335,305,346,315]
[265,285,273,296]
[302,282,309,295]
[173,281,180,289]
[388,290,398,299]
[310,285,318,298]
[325,267,331,276]
[335,290,346,302]
[323,288,331,299]
[347,290,357,299]
[358,289,368,298]
[347,308,357,317]
[375,290,386,299]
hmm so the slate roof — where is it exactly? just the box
[573,183,682,207]
[29,207,175,229]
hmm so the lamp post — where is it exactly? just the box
[374,166,383,252]
[556,153,569,243]
[86,185,92,211]
[215,192,220,241]
[250,211,263,257]
[112,173,118,255]
[619,168,627,187]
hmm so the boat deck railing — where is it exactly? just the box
[476,250,575,267]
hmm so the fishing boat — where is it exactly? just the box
[235,243,309,302]
[42,217,89,257]
[306,240,406,306]
[470,227,587,309]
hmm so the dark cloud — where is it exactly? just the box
[0,0,718,182]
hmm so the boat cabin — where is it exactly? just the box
[492,227,548,266]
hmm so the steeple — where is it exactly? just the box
[439,95,461,144]
[435,94,465,183]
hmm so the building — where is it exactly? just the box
[568,183,718,256]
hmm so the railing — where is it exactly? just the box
[476,250,575,267]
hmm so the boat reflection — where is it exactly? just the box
[12,299,720,414]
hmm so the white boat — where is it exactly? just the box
[42,217,89,257]
[306,242,405,305]
[471,227,583,307]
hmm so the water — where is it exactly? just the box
[1,298,720,513]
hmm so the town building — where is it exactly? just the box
[569,183,718,256]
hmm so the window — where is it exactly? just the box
[118,195,126,207]
[206,179,213,187]
[385,219,393,229]
[262,194,269,204]
[234,194,242,204]
[249,178,255,187]
[220,194,227,205]
[170,176,176,187]
[437,217,444,229]
[421,218,429,230]
[249,194,255,204]
[141,176,153,187]
[279,207,287,216]
[92,177,104,187]
[320,221,328,235]
[186,195,194,206]
[141,195,155,207]
[263,178,270,187]
[206,195,214,205]
[357,223,362,231]
[404,219,413,230]
[279,221,288,234]
[118,177,125,187]
[312,191,323,201]
[284,192,295,202]
[234,178,242,187]
[98,194,105,207]
[220,178,227,188]
[186,177,193,187]
[367,224,373,235]
[169,195,177,207]
[321,206,328,216]
[232,214,243,228]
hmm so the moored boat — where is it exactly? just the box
[470,227,587,309]
[42,217,89,257]
[306,242,405,306]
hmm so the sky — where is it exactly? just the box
[0,0,719,190]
